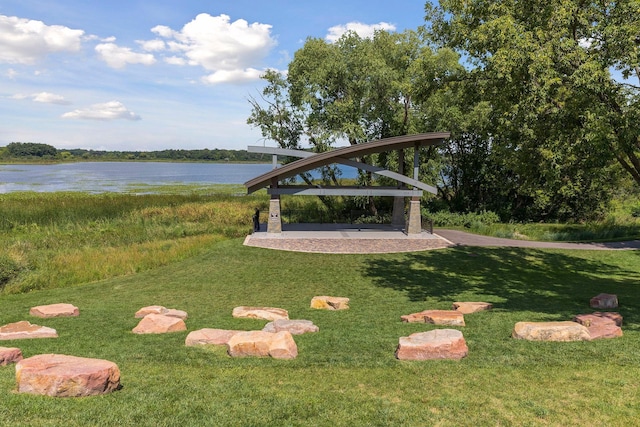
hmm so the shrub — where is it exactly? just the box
[0,255,23,287]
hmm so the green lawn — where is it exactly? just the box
[0,239,639,426]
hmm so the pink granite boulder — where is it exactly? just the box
[401,310,465,326]
[135,306,188,320]
[262,319,319,335]
[512,321,590,341]
[0,347,23,365]
[232,306,289,321]
[395,329,468,361]
[310,296,350,310]
[16,354,120,397]
[29,303,79,318]
[0,321,58,340]
[590,293,618,309]
[132,314,186,334]
[573,313,623,340]
[452,302,493,314]
[185,329,242,346]
[227,331,298,359]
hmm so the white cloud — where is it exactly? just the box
[62,100,141,121]
[0,15,84,64]
[33,92,71,104]
[138,39,165,51]
[325,21,396,43]
[201,68,263,85]
[149,13,276,84]
[95,42,156,69]
[6,68,18,79]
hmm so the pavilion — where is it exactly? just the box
[243,132,450,235]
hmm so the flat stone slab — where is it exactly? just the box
[0,321,58,340]
[0,347,23,365]
[573,313,623,340]
[512,321,590,341]
[401,310,465,326]
[29,303,79,318]
[132,314,187,334]
[185,328,243,346]
[263,319,319,335]
[16,354,120,397]
[452,302,492,314]
[590,293,618,309]
[310,296,350,310]
[232,306,289,321]
[135,305,188,320]
[395,329,468,360]
[227,331,298,359]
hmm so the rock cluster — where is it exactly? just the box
[135,305,188,320]
[232,306,289,321]
[0,347,23,365]
[512,321,591,342]
[227,331,298,359]
[401,310,465,326]
[29,303,79,318]
[590,293,618,309]
[0,321,58,340]
[132,313,187,334]
[396,329,468,360]
[452,301,492,314]
[16,354,120,397]
[310,296,350,310]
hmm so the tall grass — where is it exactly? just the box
[0,189,268,293]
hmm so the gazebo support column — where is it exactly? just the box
[406,196,422,235]
[267,179,282,234]
[392,197,405,227]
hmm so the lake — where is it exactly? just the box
[0,162,358,193]
[0,162,274,193]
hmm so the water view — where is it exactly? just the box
[0,162,274,193]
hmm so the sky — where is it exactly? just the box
[0,0,429,151]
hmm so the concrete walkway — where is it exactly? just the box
[243,224,640,253]
[435,229,640,251]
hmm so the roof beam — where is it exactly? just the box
[267,187,423,197]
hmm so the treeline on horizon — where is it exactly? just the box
[0,142,267,162]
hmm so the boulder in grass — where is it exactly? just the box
[310,296,350,310]
[132,314,186,334]
[232,306,289,321]
[573,313,623,340]
[135,306,188,320]
[590,293,618,309]
[227,331,298,359]
[512,321,590,342]
[401,310,465,326]
[16,354,120,397]
[395,329,468,361]
[452,302,493,314]
[0,321,58,340]
[29,303,79,318]
[0,347,23,365]
[263,319,319,335]
[185,329,242,346]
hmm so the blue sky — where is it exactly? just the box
[0,1,428,151]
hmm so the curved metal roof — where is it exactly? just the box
[244,132,450,193]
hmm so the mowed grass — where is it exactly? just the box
[0,239,639,426]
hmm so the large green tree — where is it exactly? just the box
[425,0,640,220]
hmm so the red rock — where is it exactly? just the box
[0,321,58,340]
[29,303,79,318]
[16,354,120,397]
[590,293,618,309]
[0,347,23,365]
[227,331,298,359]
[232,306,289,321]
[263,319,319,335]
[185,329,241,346]
[395,329,468,360]
[401,310,465,326]
[310,296,350,310]
[573,313,623,340]
[452,302,493,314]
[135,306,188,320]
[132,314,186,334]
[512,321,590,341]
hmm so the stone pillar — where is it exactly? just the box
[391,196,405,228]
[267,197,282,234]
[406,198,422,235]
